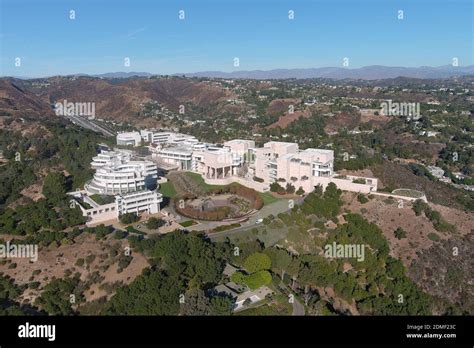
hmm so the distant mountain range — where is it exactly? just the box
[6,65,474,81]
[92,72,153,78]
[177,65,474,80]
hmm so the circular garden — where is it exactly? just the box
[174,183,263,221]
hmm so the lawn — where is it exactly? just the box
[90,194,115,205]
[392,188,425,199]
[184,172,280,206]
[179,220,197,227]
[158,181,177,198]
[211,223,241,232]
[183,172,227,192]
[235,295,292,316]
[259,192,279,205]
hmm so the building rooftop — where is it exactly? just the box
[158,145,194,155]
[264,141,297,148]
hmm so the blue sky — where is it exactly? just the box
[1,0,473,77]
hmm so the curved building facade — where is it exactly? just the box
[85,161,158,194]
[90,150,132,169]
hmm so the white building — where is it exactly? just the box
[254,142,297,181]
[154,145,194,170]
[85,160,158,194]
[189,140,376,194]
[223,139,255,165]
[120,129,379,195]
[91,149,132,169]
[140,130,198,147]
[149,133,248,173]
[191,142,255,179]
[252,142,337,192]
[116,190,162,215]
[69,190,162,225]
[116,132,142,147]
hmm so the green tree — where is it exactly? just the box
[35,276,81,315]
[146,217,165,230]
[244,270,272,290]
[0,274,29,315]
[270,182,284,194]
[412,199,427,216]
[209,294,234,315]
[231,271,246,285]
[394,227,407,240]
[243,252,272,273]
[42,172,67,205]
[119,213,139,225]
[104,269,184,315]
[264,248,292,280]
[180,288,233,315]
[179,289,211,315]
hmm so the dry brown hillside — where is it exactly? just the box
[0,79,55,119]
[37,77,230,122]
[342,192,474,313]
[370,161,469,210]
[0,76,232,123]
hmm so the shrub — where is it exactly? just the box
[29,281,41,289]
[357,194,369,204]
[146,217,166,230]
[114,230,128,239]
[394,227,407,240]
[231,271,246,285]
[270,182,284,192]
[253,176,264,183]
[352,178,366,184]
[119,213,139,225]
[117,255,132,272]
[85,254,96,264]
[412,199,427,216]
[244,270,272,290]
[270,182,284,193]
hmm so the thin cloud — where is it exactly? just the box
[126,27,146,40]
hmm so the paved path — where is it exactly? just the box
[292,297,305,316]
[163,193,304,239]
[206,198,304,239]
[276,281,306,316]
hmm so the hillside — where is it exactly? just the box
[0,79,55,119]
[2,76,232,124]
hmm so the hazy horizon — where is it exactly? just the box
[1,0,473,77]
[2,64,473,80]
